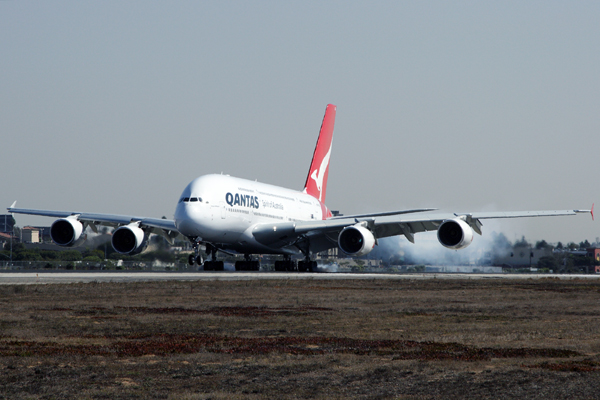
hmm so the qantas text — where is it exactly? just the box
[225,193,260,209]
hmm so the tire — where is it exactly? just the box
[274,261,283,271]
[297,261,305,272]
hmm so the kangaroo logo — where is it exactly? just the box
[310,144,332,202]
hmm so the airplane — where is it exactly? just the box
[7,104,594,272]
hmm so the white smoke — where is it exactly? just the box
[368,225,513,266]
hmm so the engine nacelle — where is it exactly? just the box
[111,224,149,255]
[50,218,85,247]
[338,224,376,256]
[437,218,474,250]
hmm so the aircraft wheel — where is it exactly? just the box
[298,261,307,272]
[188,254,195,266]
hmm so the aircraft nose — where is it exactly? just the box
[174,203,193,233]
[174,201,204,236]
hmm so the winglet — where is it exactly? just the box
[303,104,336,203]
[8,201,16,212]
[574,203,594,220]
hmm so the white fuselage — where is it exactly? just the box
[174,174,325,254]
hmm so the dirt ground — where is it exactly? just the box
[2,277,600,399]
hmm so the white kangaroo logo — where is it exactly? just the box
[310,145,332,201]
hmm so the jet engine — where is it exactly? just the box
[338,224,376,256]
[50,218,85,247]
[111,224,149,255]
[437,218,474,250]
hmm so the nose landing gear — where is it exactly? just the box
[187,239,224,271]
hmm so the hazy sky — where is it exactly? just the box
[1,1,598,244]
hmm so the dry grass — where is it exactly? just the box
[2,278,600,399]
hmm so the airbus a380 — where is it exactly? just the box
[8,105,593,272]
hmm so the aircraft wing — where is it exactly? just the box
[252,208,593,252]
[7,206,179,237]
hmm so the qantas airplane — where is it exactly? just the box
[8,104,593,272]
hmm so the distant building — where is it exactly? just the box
[492,246,553,267]
[589,248,600,263]
[29,226,51,242]
[22,227,40,243]
[0,214,15,233]
[589,248,600,273]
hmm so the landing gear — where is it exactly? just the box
[235,254,260,271]
[188,238,202,268]
[188,253,204,266]
[274,256,297,271]
[203,244,224,271]
[298,259,317,272]
[293,239,318,272]
[188,239,223,271]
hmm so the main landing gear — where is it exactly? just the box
[274,255,317,272]
[274,256,297,271]
[203,243,224,271]
[235,254,260,271]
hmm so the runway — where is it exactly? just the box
[1,271,600,284]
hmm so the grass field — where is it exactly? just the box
[2,278,600,399]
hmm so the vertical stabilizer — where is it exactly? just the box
[303,104,336,202]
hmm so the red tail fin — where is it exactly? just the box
[303,104,336,202]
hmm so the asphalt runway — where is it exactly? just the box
[1,272,600,284]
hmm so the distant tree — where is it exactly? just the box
[15,250,43,261]
[580,240,591,249]
[4,242,25,252]
[537,256,558,270]
[40,250,60,260]
[535,240,550,250]
[83,255,102,263]
[82,249,104,260]
[514,236,530,248]
[60,250,82,261]
[556,242,564,250]
[567,242,578,251]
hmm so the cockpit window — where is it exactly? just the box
[190,197,198,202]
[183,197,190,202]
